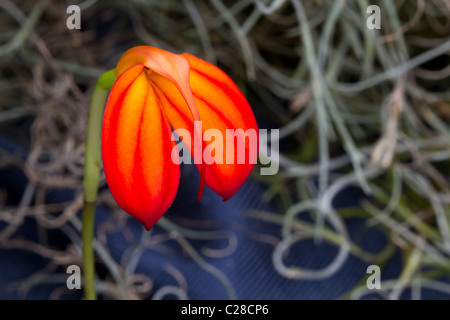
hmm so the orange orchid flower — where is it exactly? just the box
[101,46,258,231]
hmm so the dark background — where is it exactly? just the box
[1,0,449,300]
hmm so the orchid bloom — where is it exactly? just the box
[101,46,258,230]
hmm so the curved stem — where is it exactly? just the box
[82,69,116,300]
[81,200,97,300]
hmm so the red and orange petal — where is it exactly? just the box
[101,64,180,230]
[116,46,206,199]
[151,53,258,201]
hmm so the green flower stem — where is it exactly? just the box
[82,69,116,300]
